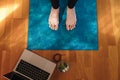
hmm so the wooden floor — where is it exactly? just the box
[0,0,120,80]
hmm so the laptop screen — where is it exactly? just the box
[3,71,29,80]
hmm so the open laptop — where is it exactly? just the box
[3,49,56,80]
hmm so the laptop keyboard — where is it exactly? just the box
[16,59,50,80]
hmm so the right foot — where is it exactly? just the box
[49,8,59,30]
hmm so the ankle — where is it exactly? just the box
[67,7,75,10]
[67,7,75,13]
[52,7,59,11]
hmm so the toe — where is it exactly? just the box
[71,25,74,30]
[72,24,75,30]
[73,23,76,28]
[66,24,70,31]
[54,25,57,30]
[66,24,68,30]
[49,22,53,30]
[48,24,51,29]
[69,25,72,30]
[55,23,59,30]
[73,25,76,29]
[51,24,54,30]
[72,23,76,30]
[53,24,56,30]
[54,24,57,30]
[55,25,58,30]
[69,25,71,30]
[70,25,74,30]
[49,23,59,30]
[54,25,56,30]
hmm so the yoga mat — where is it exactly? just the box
[28,0,98,50]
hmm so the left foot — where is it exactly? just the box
[66,7,77,30]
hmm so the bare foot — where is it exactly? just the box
[66,7,77,30]
[49,8,59,30]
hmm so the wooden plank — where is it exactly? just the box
[110,0,120,44]
[84,51,94,80]
[22,0,29,18]
[13,0,23,18]
[118,39,120,80]
[76,51,87,80]
[9,18,26,70]
[1,50,10,80]
[94,0,112,75]
[108,46,118,80]
[6,0,15,19]
[0,1,6,39]
[0,49,2,80]
[0,18,13,80]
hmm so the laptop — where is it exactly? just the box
[3,49,56,80]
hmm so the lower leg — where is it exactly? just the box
[68,0,78,9]
[50,0,59,9]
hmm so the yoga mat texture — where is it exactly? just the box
[28,0,98,50]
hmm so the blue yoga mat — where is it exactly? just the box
[28,0,98,50]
